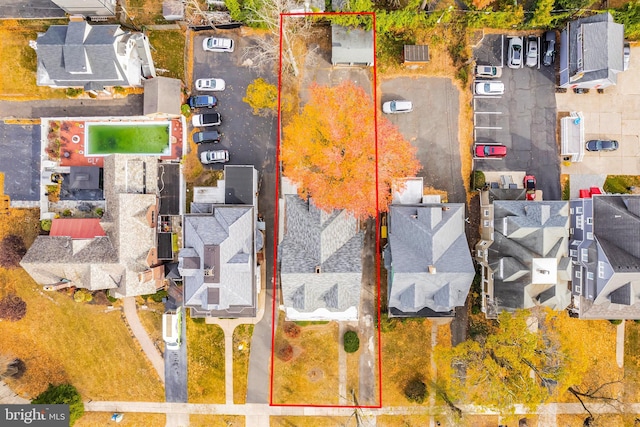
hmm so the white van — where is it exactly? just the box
[162,310,182,351]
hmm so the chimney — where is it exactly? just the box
[315,266,321,274]
[428,265,436,274]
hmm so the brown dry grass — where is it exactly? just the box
[76,412,166,426]
[0,208,163,400]
[184,132,204,182]
[271,416,353,426]
[187,316,225,403]
[0,269,165,400]
[624,321,640,402]
[381,318,432,406]
[377,415,433,426]
[0,20,68,100]
[272,319,340,405]
[190,415,245,426]
[346,344,360,400]
[137,302,164,354]
[233,324,253,404]
[458,414,500,427]
[126,0,167,26]
[147,30,186,81]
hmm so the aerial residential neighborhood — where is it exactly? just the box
[2,0,640,426]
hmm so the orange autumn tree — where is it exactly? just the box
[281,81,421,219]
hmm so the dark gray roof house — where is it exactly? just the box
[570,195,640,319]
[559,12,625,89]
[51,0,116,17]
[476,200,572,318]
[385,203,475,317]
[34,18,156,90]
[331,25,374,66]
[179,206,257,318]
[280,195,363,321]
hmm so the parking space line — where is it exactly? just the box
[475,126,502,130]
[474,111,503,115]
[474,95,502,99]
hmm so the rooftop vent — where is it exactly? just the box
[429,265,437,274]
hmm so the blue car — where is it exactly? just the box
[586,140,618,152]
[188,95,217,109]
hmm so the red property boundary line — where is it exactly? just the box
[270,11,382,409]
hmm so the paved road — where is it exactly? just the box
[380,77,466,204]
[0,96,144,119]
[122,297,165,384]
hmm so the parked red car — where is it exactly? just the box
[475,144,507,158]
[524,175,537,200]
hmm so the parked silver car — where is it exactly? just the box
[200,150,229,164]
[526,36,538,67]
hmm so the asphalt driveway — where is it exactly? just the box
[473,34,560,200]
[0,96,144,119]
[164,306,187,403]
[0,122,40,201]
[380,77,466,204]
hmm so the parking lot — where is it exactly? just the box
[380,77,466,204]
[473,34,560,200]
[556,45,640,176]
[0,122,40,201]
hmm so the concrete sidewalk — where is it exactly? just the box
[122,297,165,383]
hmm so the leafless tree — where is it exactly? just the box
[242,0,314,76]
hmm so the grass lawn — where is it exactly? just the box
[557,413,625,426]
[272,318,340,405]
[0,20,68,100]
[381,316,433,406]
[76,412,165,426]
[377,415,433,427]
[233,324,253,404]
[603,175,640,194]
[190,415,244,426]
[187,315,225,403]
[137,302,164,354]
[625,321,640,401]
[271,416,353,426]
[87,124,170,155]
[0,208,163,401]
[147,30,186,82]
[0,270,164,400]
[127,0,170,25]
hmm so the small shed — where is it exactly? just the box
[163,0,184,20]
[143,77,182,117]
[403,45,430,66]
[561,111,585,162]
[331,25,374,66]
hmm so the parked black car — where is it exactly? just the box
[543,31,556,67]
[193,130,221,144]
[188,95,217,109]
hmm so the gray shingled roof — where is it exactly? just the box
[36,22,126,87]
[489,201,570,311]
[143,77,182,116]
[280,195,363,317]
[386,204,475,316]
[180,206,256,318]
[566,12,624,86]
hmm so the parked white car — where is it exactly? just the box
[382,100,413,114]
[196,78,226,91]
[526,36,538,67]
[202,37,234,52]
[200,150,229,164]
[475,81,505,95]
[508,37,523,69]
[475,65,502,78]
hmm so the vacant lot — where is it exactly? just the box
[0,20,67,100]
[272,320,339,405]
[187,317,225,403]
[381,317,433,406]
[271,416,352,426]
